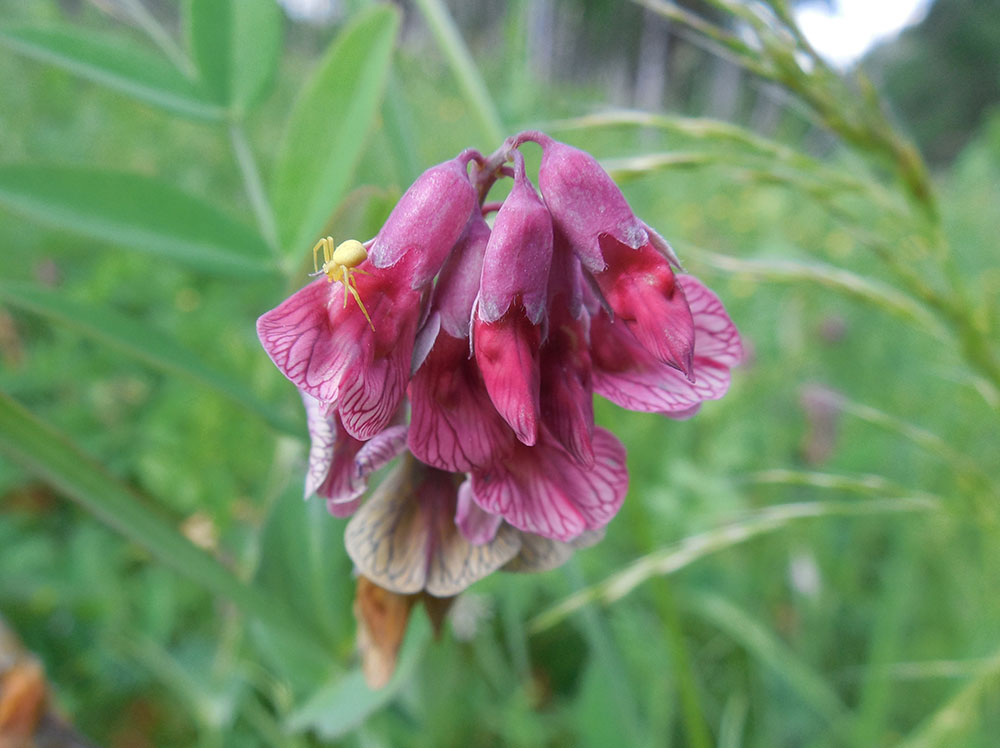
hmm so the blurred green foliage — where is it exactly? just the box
[1,0,999,746]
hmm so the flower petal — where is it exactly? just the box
[257,279,353,404]
[591,274,741,415]
[474,309,541,447]
[470,427,628,542]
[409,332,516,472]
[593,237,695,377]
[455,479,503,545]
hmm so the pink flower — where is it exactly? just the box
[257,132,742,607]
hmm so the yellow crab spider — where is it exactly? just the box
[311,237,375,331]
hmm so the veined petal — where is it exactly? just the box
[474,308,541,447]
[257,278,355,404]
[345,459,521,596]
[539,301,595,466]
[257,269,423,440]
[409,332,515,472]
[302,392,337,499]
[356,424,408,477]
[591,274,741,415]
[677,275,743,367]
[470,427,628,542]
[593,236,695,377]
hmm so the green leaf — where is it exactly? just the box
[0,391,325,656]
[0,164,275,277]
[271,6,399,259]
[0,25,223,121]
[286,612,431,739]
[0,282,299,437]
[186,0,283,113]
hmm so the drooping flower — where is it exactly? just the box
[256,131,742,686]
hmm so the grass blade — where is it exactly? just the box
[528,497,937,634]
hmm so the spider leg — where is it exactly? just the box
[344,270,375,331]
[340,266,351,308]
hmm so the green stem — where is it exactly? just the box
[410,0,505,147]
[229,123,282,264]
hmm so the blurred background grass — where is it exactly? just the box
[1,0,999,745]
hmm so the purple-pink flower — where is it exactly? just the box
[257,131,742,602]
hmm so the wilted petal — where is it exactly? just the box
[345,459,521,597]
[470,427,628,542]
[591,274,741,415]
[474,308,542,447]
[502,532,574,573]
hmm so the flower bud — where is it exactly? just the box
[368,154,478,288]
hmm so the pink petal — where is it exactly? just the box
[470,427,628,542]
[257,279,354,404]
[591,274,741,415]
[258,269,423,441]
[539,302,595,466]
[455,479,503,545]
[368,156,478,287]
[477,161,553,325]
[676,275,743,367]
[593,237,695,377]
[409,332,516,472]
[355,424,408,476]
[473,308,541,447]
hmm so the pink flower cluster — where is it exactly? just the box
[257,132,741,596]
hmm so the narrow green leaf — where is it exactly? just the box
[0,392,324,655]
[898,648,1000,748]
[186,0,283,113]
[528,497,937,634]
[0,25,222,120]
[685,592,851,727]
[683,246,951,341]
[286,612,431,738]
[0,282,299,437]
[0,165,275,277]
[272,6,400,259]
